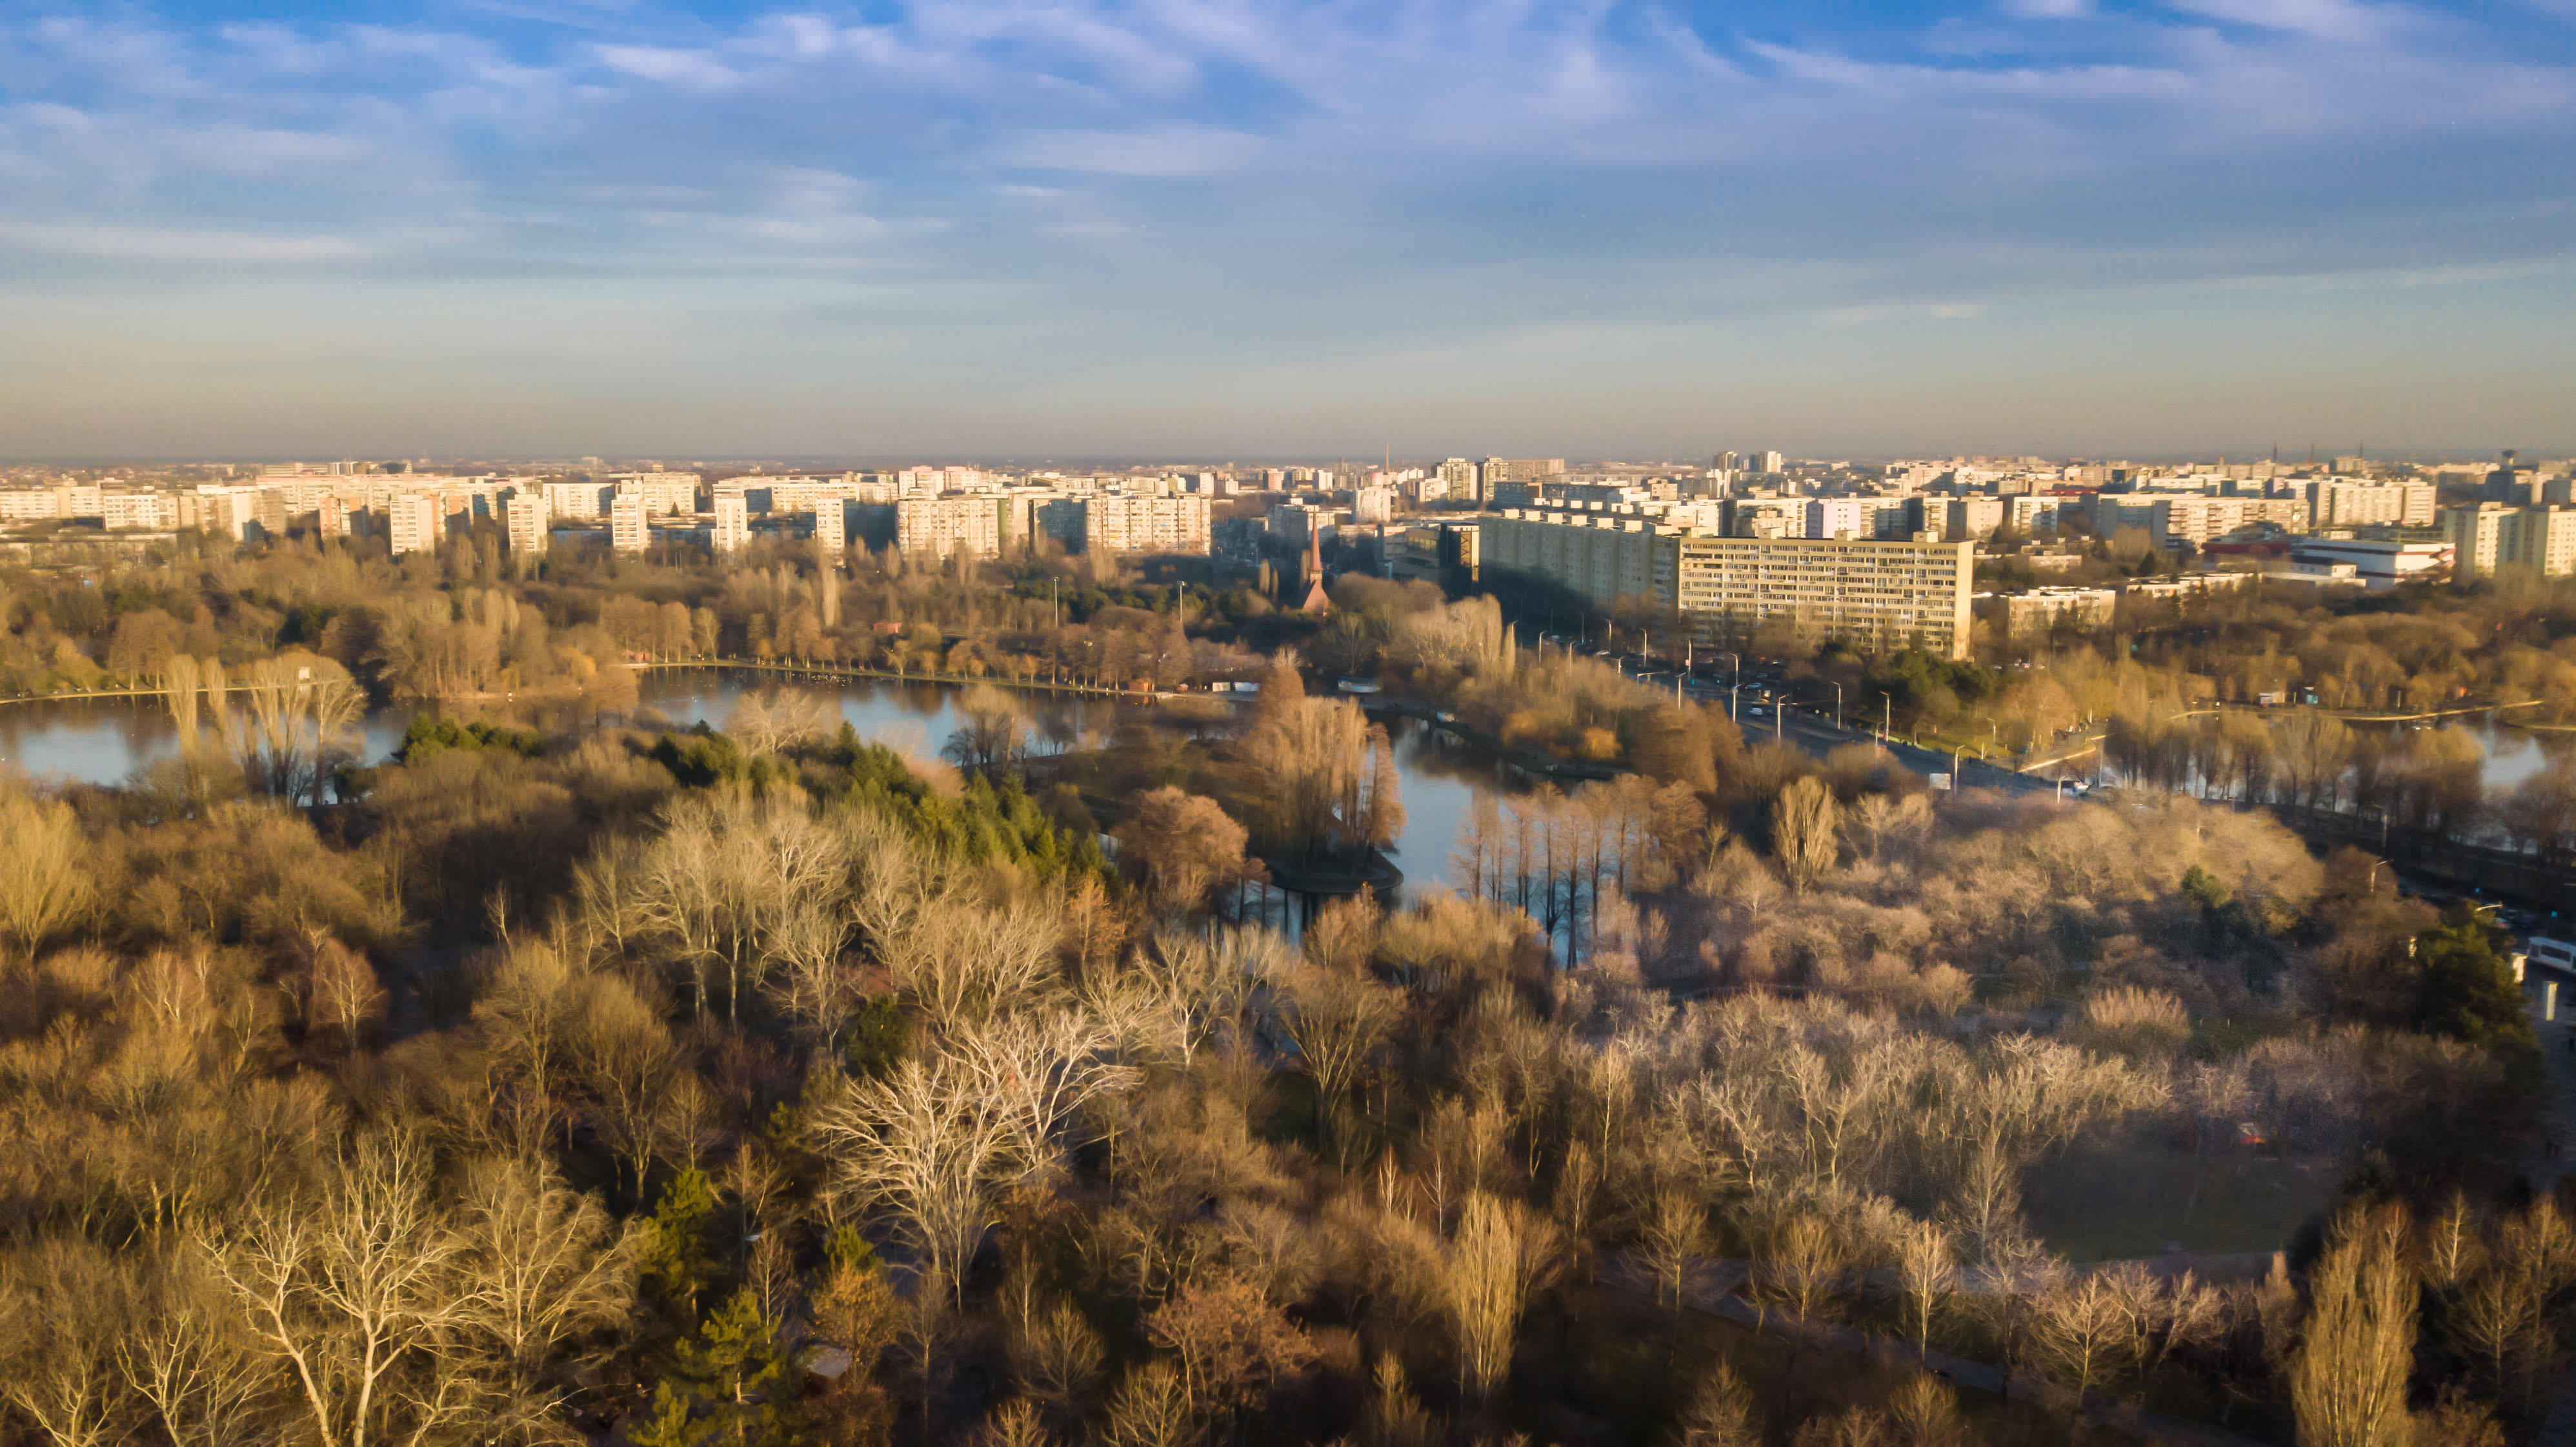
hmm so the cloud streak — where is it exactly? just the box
[0,0,2568,452]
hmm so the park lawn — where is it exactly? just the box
[2020,1137,2342,1263]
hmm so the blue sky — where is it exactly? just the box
[1,0,2571,460]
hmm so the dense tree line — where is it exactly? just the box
[0,614,2561,1447]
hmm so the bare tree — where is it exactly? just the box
[1274,964,1400,1166]
[1638,1187,1707,1313]
[976,1398,1051,1447]
[953,1007,1138,1188]
[1894,1216,1957,1361]
[569,977,685,1198]
[1011,1300,1105,1424]
[206,1131,482,1447]
[1116,788,1256,915]
[727,687,835,758]
[1671,1361,1761,1447]
[1773,1215,1838,1313]
[810,1054,1010,1304]
[1771,777,1840,893]
[1102,1360,1197,1447]
[568,834,654,962]
[447,1155,636,1428]
[121,1254,274,1447]
[943,683,1027,778]
[0,1238,139,1447]
[766,891,861,1050]
[880,895,1063,1029]
[1442,1191,1562,1404]
[2291,1206,2416,1447]
[0,783,92,955]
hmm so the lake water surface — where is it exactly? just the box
[0,671,1518,895]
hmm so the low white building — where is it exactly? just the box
[2287,537,2452,589]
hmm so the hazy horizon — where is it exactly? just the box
[4,0,2571,458]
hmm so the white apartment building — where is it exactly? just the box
[1482,510,1671,609]
[813,498,846,553]
[610,493,649,554]
[1805,498,1875,540]
[712,493,750,554]
[1437,458,1478,503]
[607,474,700,515]
[102,492,175,530]
[2309,480,2436,529]
[388,494,443,556]
[1676,534,1974,658]
[1078,494,1213,554]
[1485,509,1974,658]
[2499,507,2576,578]
[503,491,549,556]
[2442,503,2511,577]
[2093,493,2307,547]
[2446,505,2576,580]
[898,494,1005,559]
[545,481,612,520]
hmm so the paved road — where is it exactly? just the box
[1727,701,2069,799]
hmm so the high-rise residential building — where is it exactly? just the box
[1048,494,1212,554]
[2509,507,2576,577]
[2308,479,2435,529]
[102,491,174,531]
[712,492,750,554]
[898,494,1005,559]
[1481,507,1975,658]
[1480,458,1567,501]
[1673,532,1973,658]
[1436,458,1478,503]
[1936,496,2008,541]
[2092,493,2304,548]
[545,480,612,519]
[316,494,347,541]
[1804,498,1878,540]
[609,492,649,553]
[1716,451,1740,472]
[813,498,845,554]
[387,494,442,556]
[608,472,701,514]
[503,491,548,556]
[1758,450,1786,475]
[2442,503,2509,576]
[1353,485,1396,525]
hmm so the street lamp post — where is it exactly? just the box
[1833,682,1844,733]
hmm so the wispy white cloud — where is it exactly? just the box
[0,221,365,262]
[0,0,2571,452]
[593,42,743,90]
[1003,124,1267,176]
[2167,0,2410,43]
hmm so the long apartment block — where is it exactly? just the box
[1482,507,1975,658]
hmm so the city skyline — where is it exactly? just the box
[3,0,2572,458]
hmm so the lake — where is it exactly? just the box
[0,671,1519,896]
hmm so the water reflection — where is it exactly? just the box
[0,672,1533,898]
